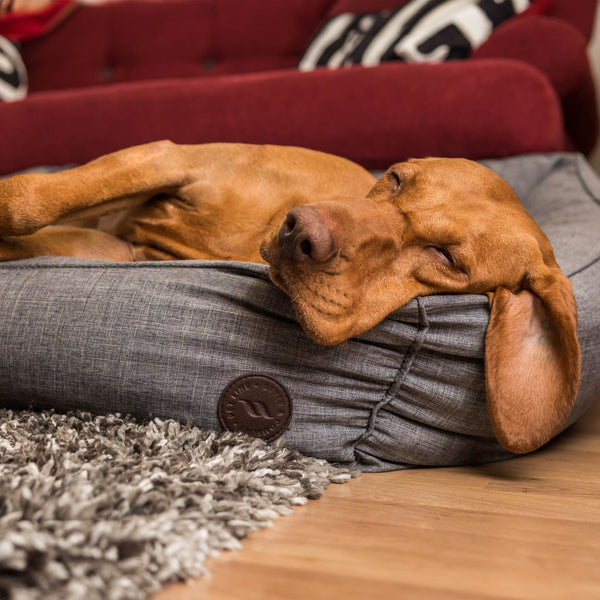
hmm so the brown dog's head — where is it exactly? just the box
[260,157,580,454]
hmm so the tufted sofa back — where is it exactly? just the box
[20,0,333,92]
[18,0,596,94]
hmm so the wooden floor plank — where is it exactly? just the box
[155,399,600,600]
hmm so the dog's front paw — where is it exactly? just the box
[0,174,49,236]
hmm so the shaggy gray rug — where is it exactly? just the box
[0,409,353,600]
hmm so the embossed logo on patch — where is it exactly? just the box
[218,374,293,442]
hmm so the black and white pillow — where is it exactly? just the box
[299,0,533,70]
[0,35,27,101]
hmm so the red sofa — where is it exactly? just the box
[0,0,597,175]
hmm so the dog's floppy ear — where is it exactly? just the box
[484,270,581,454]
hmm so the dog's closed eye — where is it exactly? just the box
[425,244,467,275]
[388,170,404,193]
[428,244,454,264]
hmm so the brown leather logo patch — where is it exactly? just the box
[218,374,293,442]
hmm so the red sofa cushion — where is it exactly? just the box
[19,0,334,93]
[0,0,594,174]
[0,59,564,175]
[18,0,595,94]
[474,15,598,153]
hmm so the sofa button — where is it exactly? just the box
[202,58,216,72]
[100,65,113,80]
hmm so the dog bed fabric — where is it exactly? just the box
[0,153,598,472]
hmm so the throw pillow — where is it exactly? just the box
[299,0,535,70]
[0,34,27,101]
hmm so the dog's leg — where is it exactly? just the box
[0,140,190,238]
[0,226,136,261]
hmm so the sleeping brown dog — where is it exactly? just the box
[0,140,580,455]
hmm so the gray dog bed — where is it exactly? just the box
[0,153,598,471]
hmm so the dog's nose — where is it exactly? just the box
[278,206,335,262]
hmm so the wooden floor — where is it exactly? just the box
[155,399,600,600]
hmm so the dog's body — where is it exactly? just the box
[0,140,580,454]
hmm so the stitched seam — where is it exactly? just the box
[568,253,600,278]
[0,261,252,270]
[0,260,273,279]
[566,157,600,277]
[353,296,430,453]
[575,154,600,207]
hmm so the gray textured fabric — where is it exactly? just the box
[0,153,598,472]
